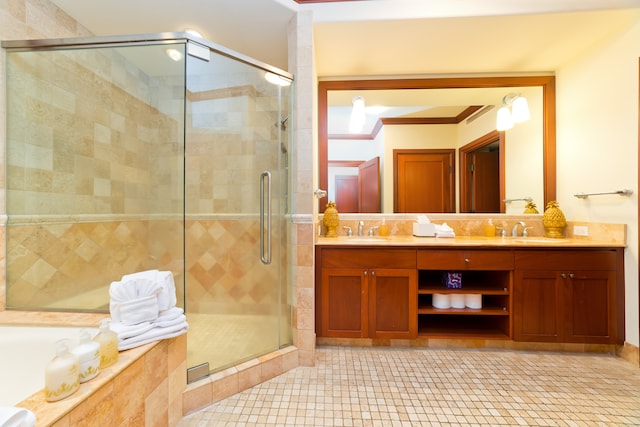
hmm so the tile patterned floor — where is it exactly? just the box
[178,346,640,426]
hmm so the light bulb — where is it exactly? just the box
[496,106,513,131]
[511,96,530,123]
[349,96,366,133]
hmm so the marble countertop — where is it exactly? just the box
[316,235,626,248]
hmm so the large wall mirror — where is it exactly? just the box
[318,76,556,214]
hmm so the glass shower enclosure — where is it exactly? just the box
[3,33,293,377]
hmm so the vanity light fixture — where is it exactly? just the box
[496,93,530,131]
[349,96,366,133]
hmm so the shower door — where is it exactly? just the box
[184,43,292,375]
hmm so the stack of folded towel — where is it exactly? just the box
[109,270,188,351]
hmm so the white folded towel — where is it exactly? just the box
[109,320,155,340]
[118,320,189,351]
[435,222,456,238]
[0,407,36,427]
[118,294,159,325]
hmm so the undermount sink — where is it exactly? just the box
[512,238,568,243]
[347,236,390,242]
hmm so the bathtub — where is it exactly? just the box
[0,325,97,406]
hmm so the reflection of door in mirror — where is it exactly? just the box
[359,157,381,212]
[333,157,381,213]
[460,130,505,213]
[393,149,455,213]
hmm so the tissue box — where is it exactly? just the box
[442,272,462,288]
[413,222,435,237]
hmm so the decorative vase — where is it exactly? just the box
[322,201,340,237]
[543,200,566,238]
[523,201,539,214]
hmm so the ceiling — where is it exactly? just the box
[48,1,640,133]
[48,0,640,74]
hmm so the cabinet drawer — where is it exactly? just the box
[515,250,618,270]
[320,248,416,269]
[418,250,514,270]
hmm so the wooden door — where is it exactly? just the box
[320,268,368,338]
[563,270,615,343]
[513,269,562,342]
[368,268,417,339]
[394,150,455,213]
[471,151,500,213]
[358,157,381,213]
[335,175,358,213]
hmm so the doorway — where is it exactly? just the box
[459,130,505,213]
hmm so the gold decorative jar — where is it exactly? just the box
[543,200,566,238]
[322,201,339,237]
[523,201,539,214]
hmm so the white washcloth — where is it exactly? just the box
[108,280,137,322]
[118,320,189,351]
[435,222,456,238]
[122,270,176,311]
[109,320,155,341]
[0,407,36,427]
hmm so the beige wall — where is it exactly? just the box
[556,17,640,347]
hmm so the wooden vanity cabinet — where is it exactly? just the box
[416,249,514,339]
[513,249,623,344]
[316,247,417,339]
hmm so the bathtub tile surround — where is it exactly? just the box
[15,334,186,427]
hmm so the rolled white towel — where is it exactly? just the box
[109,280,138,322]
[0,407,36,427]
[122,270,176,311]
[155,271,177,312]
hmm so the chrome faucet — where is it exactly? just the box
[357,221,365,236]
[368,226,379,236]
[511,221,526,237]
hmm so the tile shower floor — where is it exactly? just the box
[178,346,640,426]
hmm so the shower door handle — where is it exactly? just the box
[260,171,272,264]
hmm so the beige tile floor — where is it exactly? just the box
[179,346,640,426]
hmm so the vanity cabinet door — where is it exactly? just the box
[563,270,616,343]
[513,250,621,344]
[513,269,562,342]
[316,247,417,339]
[319,268,368,338]
[368,268,417,339]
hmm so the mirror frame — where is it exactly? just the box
[318,76,556,213]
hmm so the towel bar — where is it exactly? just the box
[574,189,633,198]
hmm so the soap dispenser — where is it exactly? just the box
[45,339,80,402]
[72,329,101,383]
[484,219,496,237]
[93,318,119,369]
[379,219,390,236]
